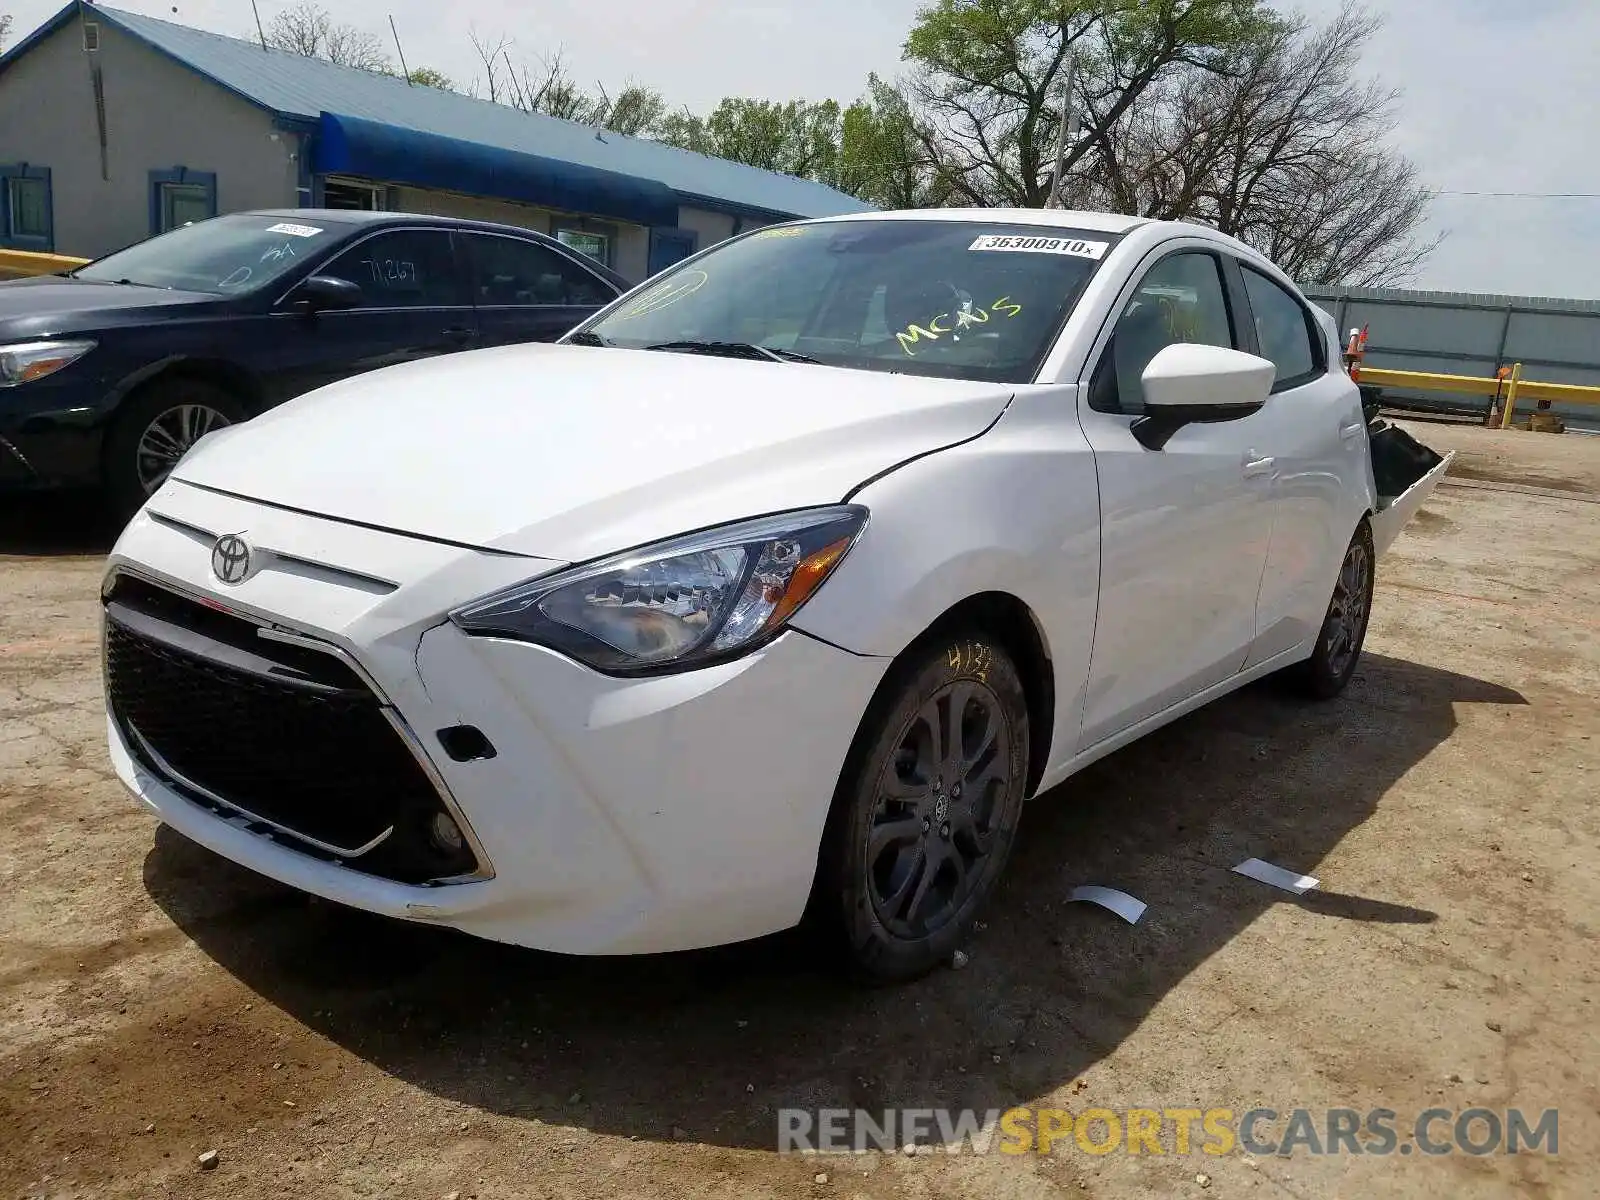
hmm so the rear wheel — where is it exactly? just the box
[1289,520,1375,699]
[812,632,1030,983]
[105,379,247,522]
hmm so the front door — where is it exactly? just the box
[1075,247,1278,749]
[460,231,621,348]
[257,226,477,405]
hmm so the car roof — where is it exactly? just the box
[780,208,1286,277]
[243,208,557,235]
[793,208,1152,234]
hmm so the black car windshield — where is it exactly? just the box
[573,219,1122,383]
[73,214,354,294]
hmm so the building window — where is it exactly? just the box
[148,168,217,235]
[1,164,53,251]
[555,227,610,267]
[322,179,386,211]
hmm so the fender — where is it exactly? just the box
[794,385,1102,773]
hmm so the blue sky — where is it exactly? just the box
[6,0,1598,297]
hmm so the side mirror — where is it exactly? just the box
[1132,343,1276,451]
[290,274,362,314]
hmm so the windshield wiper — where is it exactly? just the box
[644,340,819,364]
[565,330,614,347]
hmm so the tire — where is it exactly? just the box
[811,630,1030,984]
[1287,519,1376,700]
[104,379,248,523]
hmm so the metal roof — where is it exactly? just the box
[3,2,875,222]
[1302,284,1600,315]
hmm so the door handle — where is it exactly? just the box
[1242,452,1276,478]
[1340,421,1365,442]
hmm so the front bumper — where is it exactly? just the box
[0,376,111,489]
[105,482,890,955]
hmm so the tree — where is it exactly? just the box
[837,75,959,208]
[902,0,1279,207]
[406,66,455,91]
[465,30,662,134]
[594,85,669,137]
[656,99,844,180]
[1061,2,1438,284]
[264,1,391,73]
[0,14,12,54]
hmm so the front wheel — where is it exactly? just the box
[1288,520,1376,699]
[104,380,247,522]
[812,632,1030,984]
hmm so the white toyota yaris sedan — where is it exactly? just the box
[101,209,1451,982]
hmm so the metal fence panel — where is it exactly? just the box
[1302,285,1600,426]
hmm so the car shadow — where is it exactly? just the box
[141,652,1526,1150]
[0,491,119,556]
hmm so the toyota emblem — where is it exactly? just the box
[211,534,252,585]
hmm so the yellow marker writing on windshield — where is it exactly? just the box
[615,270,709,320]
[896,297,1023,356]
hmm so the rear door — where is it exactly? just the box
[258,226,477,403]
[1228,256,1369,670]
[1074,244,1279,748]
[460,231,622,348]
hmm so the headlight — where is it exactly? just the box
[450,505,868,673]
[0,339,97,387]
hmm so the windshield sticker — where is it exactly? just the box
[265,222,324,238]
[896,296,1023,357]
[969,234,1108,259]
[614,269,709,320]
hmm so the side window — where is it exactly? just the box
[467,234,616,307]
[318,230,466,309]
[1239,264,1322,390]
[1089,251,1235,415]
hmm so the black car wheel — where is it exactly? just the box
[1289,519,1376,699]
[812,631,1029,983]
[105,380,248,521]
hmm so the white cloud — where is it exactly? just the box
[7,0,1596,296]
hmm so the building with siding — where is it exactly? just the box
[0,1,873,281]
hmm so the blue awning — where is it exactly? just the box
[311,111,681,228]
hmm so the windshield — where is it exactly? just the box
[73,214,354,294]
[573,220,1121,383]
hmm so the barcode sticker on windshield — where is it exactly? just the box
[969,234,1108,259]
[265,222,324,238]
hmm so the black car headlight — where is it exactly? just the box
[449,505,868,674]
[0,339,96,387]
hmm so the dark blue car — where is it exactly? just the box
[0,209,629,516]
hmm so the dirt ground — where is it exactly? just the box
[2,419,1597,1200]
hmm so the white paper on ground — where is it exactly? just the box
[1232,858,1320,894]
[1067,885,1147,925]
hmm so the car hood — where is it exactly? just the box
[168,343,1016,561]
[0,276,218,330]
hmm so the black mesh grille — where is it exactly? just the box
[103,576,478,884]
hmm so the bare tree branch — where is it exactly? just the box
[264,2,392,73]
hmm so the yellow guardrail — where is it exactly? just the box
[1357,364,1600,430]
[0,248,90,280]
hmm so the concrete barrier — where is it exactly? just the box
[0,248,90,281]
